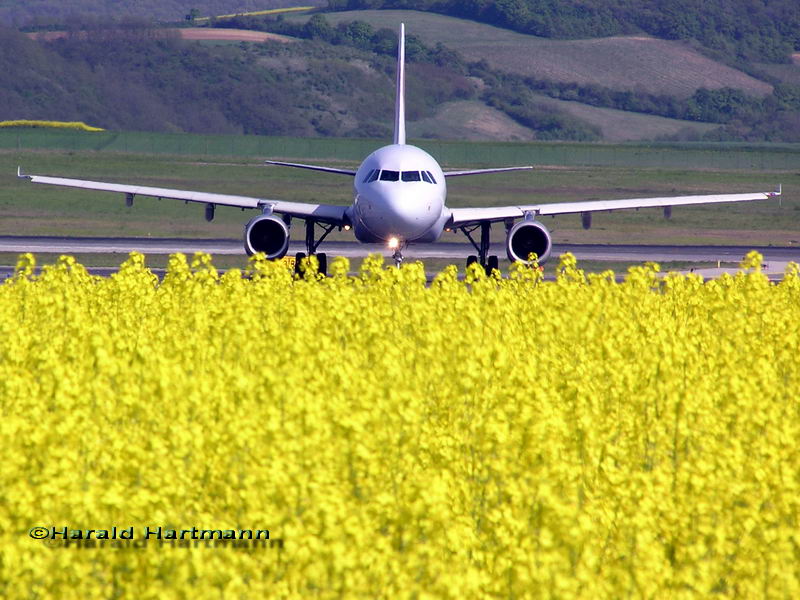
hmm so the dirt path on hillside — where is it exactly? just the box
[26,28,295,43]
[176,28,295,43]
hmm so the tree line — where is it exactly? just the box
[325,0,800,62]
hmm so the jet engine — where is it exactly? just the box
[506,219,552,264]
[244,214,290,258]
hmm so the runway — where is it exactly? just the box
[2,235,800,263]
[1,236,798,280]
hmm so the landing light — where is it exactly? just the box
[388,236,400,250]
[344,225,351,231]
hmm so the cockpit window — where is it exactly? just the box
[379,170,400,182]
[371,169,436,183]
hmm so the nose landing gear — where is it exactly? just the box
[392,249,404,268]
[388,237,406,268]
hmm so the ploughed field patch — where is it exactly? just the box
[175,28,296,43]
[25,28,297,44]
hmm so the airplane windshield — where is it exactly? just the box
[368,169,436,183]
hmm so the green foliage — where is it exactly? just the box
[481,71,601,141]
[326,0,800,62]
[466,58,800,141]
[774,84,800,111]
[5,5,800,142]
[0,20,472,138]
[214,14,607,139]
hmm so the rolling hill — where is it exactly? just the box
[275,8,800,141]
[525,96,718,142]
[406,101,537,142]
[290,10,774,99]
[4,4,799,142]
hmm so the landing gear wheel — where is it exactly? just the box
[486,255,499,276]
[294,252,306,276]
[466,255,478,270]
[317,252,327,277]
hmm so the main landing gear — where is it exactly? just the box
[295,218,335,277]
[460,221,500,275]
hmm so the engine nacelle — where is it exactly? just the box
[506,219,552,264]
[244,214,290,258]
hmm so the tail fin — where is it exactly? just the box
[393,23,406,145]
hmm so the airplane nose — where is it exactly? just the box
[374,190,437,238]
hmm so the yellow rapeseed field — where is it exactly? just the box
[0,120,104,132]
[1,251,799,598]
[195,6,315,23]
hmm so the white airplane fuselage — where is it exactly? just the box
[349,144,450,245]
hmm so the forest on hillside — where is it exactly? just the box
[214,14,800,141]
[327,0,800,62]
[0,23,486,138]
[3,1,800,141]
[6,0,799,64]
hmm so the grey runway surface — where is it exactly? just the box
[1,236,799,281]
[2,235,800,262]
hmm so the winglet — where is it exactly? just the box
[393,23,406,145]
[17,166,30,180]
[767,183,782,197]
[772,183,782,207]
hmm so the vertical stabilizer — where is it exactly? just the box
[393,23,406,145]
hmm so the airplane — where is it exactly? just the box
[18,24,781,275]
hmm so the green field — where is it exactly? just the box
[4,129,800,169]
[1,130,799,247]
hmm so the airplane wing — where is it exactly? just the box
[264,160,357,176]
[17,168,349,224]
[448,188,782,227]
[443,166,534,178]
